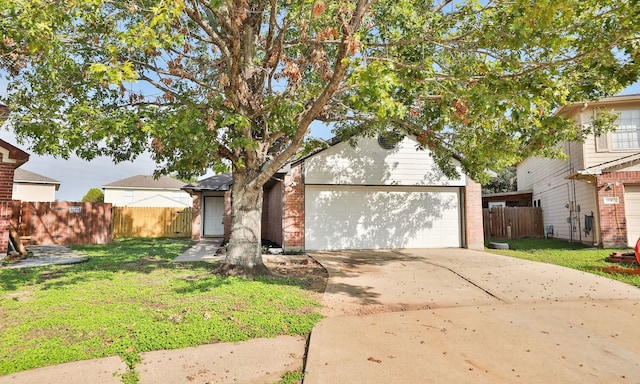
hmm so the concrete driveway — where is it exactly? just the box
[304,248,640,383]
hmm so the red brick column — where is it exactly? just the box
[0,160,16,252]
[224,191,232,240]
[283,163,304,250]
[190,193,202,241]
[464,178,484,250]
[596,171,640,248]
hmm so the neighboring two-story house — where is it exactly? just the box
[103,175,192,207]
[517,94,640,248]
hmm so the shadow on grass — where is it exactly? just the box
[0,238,213,292]
[2,238,328,296]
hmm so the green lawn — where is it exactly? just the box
[0,238,322,381]
[485,238,640,288]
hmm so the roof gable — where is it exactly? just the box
[103,175,186,189]
[14,168,61,190]
[182,173,232,192]
[302,135,466,186]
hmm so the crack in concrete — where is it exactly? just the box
[392,250,506,303]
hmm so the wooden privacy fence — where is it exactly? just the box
[112,207,192,239]
[12,201,112,245]
[482,206,544,240]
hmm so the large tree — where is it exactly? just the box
[1,0,639,273]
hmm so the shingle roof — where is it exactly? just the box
[14,168,60,189]
[102,175,186,189]
[182,173,233,192]
[572,152,640,177]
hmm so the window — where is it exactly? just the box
[123,189,134,204]
[611,109,640,150]
[172,191,188,204]
[377,131,403,150]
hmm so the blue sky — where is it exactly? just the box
[1,81,639,201]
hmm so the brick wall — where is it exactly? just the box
[0,156,15,253]
[283,163,304,250]
[190,193,202,241]
[0,161,15,201]
[224,191,231,240]
[464,178,485,250]
[596,171,640,248]
[262,182,283,245]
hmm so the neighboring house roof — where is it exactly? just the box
[482,190,533,199]
[567,152,640,180]
[14,168,61,191]
[103,175,186,189]
[182,173,233,192]
[0,139,29,167]
[0,103,8,120]
[555,93,640,117]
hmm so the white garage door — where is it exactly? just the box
[305,185,461,250]
[624,185,640,247]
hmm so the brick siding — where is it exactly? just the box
[464,179,485,250]
[224,191,231,240]
[262,182,283,245]
[596,171,640,248]
[0,155,16,252]
[190,193,202,241]
[282,163,304,250]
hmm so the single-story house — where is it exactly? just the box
[103,175,193,207]
[183,135,484,251]
[12,168,60,202]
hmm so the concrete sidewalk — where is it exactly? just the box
[304,249,640,383]
[172,237,224,262]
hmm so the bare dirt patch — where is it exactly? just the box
[264,255,329,299]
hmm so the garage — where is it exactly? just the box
[624,184,640,247]
[305,185,462,250]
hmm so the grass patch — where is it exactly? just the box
[485,238,640,288]
[0,238,322,376]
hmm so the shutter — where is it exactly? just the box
[595,134,609,152]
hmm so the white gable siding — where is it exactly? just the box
[304,136,466,186]
[104,188,192,207]
[12,183,57,202]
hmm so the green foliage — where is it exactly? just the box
[81,187,104,203]
[482,166,517,194]
[276,370,305,384]
[0,238,322,375]
[486,238,640,288]
[2,0,639,183]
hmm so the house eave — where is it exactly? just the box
[565,172,598,183]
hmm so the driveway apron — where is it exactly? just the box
[304,248,640,383]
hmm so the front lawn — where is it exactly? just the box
[485,238,640,288]
[0,238,322,379]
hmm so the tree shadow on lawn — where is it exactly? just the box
[0,238,217,292]
[2,239,326,296]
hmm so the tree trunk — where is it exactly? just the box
[222,173,270,276]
